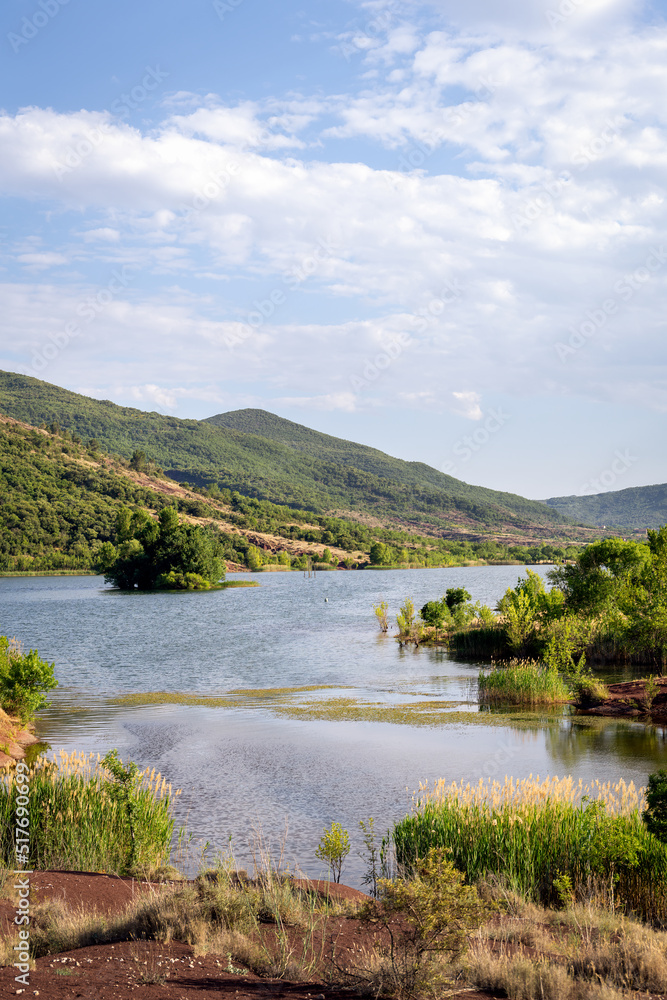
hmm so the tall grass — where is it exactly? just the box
[478,660,572,705]
[0,751,178,875]
[393,776,667,924]
[449,626,510,659]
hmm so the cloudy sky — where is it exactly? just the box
[1,0,666,499]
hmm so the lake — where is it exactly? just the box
[1,567,666,886]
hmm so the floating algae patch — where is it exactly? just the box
[270,696,526,727]
[227,684,352,698]
[109,684,352,709]
[108,690,642,733]
[111,692,245,708]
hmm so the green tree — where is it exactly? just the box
[419,599,450,639]
[445,587,471,611]
[643,770,667,844]
[0,637,58,722]
[370,541,390,565]
[105,507,224,590]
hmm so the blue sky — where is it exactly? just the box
[1,0,666,499]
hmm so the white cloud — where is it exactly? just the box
[0,6,666,426]
[452,391,484,420]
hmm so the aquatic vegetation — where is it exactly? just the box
[478,660,572,705]
[393,775,667,922]
[0,750,178,875]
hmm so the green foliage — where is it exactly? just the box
[548,537,648,613]
[0,371,578,535]
[104,506,225,590]
[643,770,667,844]
[370,541,391,565]
[0,636,58,722]
[393,779,667,922]
[0,751,175,875]
[315,821,350,883]
[419,598,449,635]
[445,587,471,610]
[101,749,141,871]
[396,598,416,634]
[478,660,572,705]
[373,601,390,632]
[359,848,492,999]
[545,482,667,531]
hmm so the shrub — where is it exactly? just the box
[0,636,58,722]
[315,822,350,883]
[356,848,492,998]
[643,770,667,844]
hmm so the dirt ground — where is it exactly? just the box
[577,676,667,720]
[0,871,501,1000]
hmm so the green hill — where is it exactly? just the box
[0,415,587,574]
[0,371,575,539]
[543,484,667,531]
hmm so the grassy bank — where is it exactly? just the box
[393,776,667,923]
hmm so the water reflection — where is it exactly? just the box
[546,719,667,771]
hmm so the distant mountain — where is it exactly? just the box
[543,483,667,531]
[0,370,578,539]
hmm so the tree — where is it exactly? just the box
[104,506,225,590]
[0,636,58,722]
[643,770,667,844]
[419,599,450,639]
[445,587,471,611]
[370,541,390,565]
[315,822,350,883]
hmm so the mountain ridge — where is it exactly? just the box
[0,370,596,542]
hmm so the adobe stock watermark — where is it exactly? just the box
[212,0,244,20]
[399,79,496,174]
[26,265,135,376]
[223,237,339,348]
[555,245,667,362]
[179,117,287,222]
[513,117,626,232]
[579,449,638,496]
[337,4,398,62]
[546,0,594,28]
[8,0,70,54]
[349,279,464,393]
[13,760,32,988]
[440,407,511,477]
[53,66,169,180]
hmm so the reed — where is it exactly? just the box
[0,751,178,875]
[393,776,667,923]
[478,660,572,705]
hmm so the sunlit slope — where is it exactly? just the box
[0,370,571,531]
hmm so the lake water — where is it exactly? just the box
[1,567,666,886]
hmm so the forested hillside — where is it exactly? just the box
[0,371,575,537]
[544,483,667,531]
[0,416,587,574]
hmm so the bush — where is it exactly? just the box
[315,822,350,883]
[0,636,58,722]
[643,770,667,844]
[356,848,492,998]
